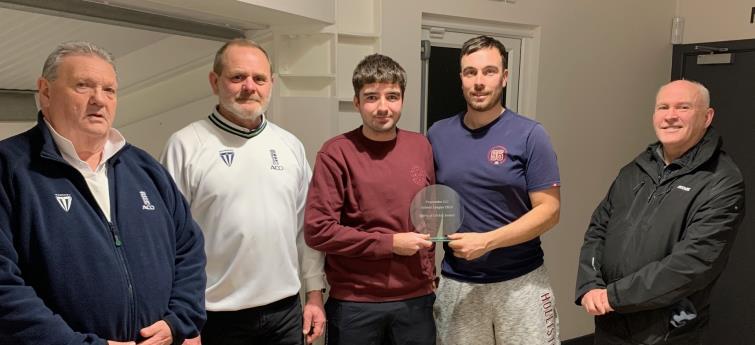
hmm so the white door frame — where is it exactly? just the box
[420,15,541,132]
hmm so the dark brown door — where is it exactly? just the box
[672,39,755,345]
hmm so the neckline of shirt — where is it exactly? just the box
[209,108,267,139]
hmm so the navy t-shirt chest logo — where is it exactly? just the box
[487,145,508,166]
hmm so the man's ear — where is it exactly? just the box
[353,95,360,111]
[208,72,220,95]
[704,107,715,128]
[37,77,50,109]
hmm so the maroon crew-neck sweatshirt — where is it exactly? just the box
[304,127,436,302]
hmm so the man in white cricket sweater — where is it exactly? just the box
[161,39,326,345]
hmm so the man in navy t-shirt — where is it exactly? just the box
[428,35,562,345]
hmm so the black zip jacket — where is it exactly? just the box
[575,128,745,344]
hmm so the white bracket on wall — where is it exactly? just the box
[429,27,445,39]
[671,16,684,44]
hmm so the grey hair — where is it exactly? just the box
[686,80,710,107]
[41,41,116,81]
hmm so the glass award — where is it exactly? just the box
[410,184,463,242]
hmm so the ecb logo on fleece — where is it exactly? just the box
[140,191,156,211]
[55,193,72,212]
[219,149,235,167]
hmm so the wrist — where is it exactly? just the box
[305,290,324,304]
[484,231,497,251]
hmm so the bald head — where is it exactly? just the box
[656,80,710,108]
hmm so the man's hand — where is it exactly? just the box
[108,341,135,345]
[303,290,326,344]
[580,288,614,316]
[137,320,173,345]
[447,232,491,260]
[393,232,432,256]
[182,336,201,345]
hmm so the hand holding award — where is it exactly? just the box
[410,184,463,242]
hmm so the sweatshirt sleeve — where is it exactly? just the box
[304,151,394,260]
[575,179,616,305]
[160,131,194,201]
[606,173,745,313]
[295,146,326,293]
[160,168,207,344]
[0,179,107,344]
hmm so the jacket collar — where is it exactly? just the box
[36,111,129,165]
[636,127,721,182]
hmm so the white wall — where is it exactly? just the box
[679,0,755,43]
[118,95,216,157]
[0,121,34,140]
[115,48,219,157]
[379,0,674,339]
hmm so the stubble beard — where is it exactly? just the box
[467,86,503,113]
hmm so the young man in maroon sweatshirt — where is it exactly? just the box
[304,54,436,345]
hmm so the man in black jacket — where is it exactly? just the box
[575,80,745,344]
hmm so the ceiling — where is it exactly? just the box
[0,6,172,91]
[0,0,334,125]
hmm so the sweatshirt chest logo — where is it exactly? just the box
[270,149,284,171]
[219,149,235,167]
[139,191,156,210]
[410,166,427,186]
[487,145,508,165]
[55,193,72,212]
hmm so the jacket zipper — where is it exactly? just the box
[108,222,123,247]
[41,151,137,340]
[103,165,138,341]
[108,221,137,339]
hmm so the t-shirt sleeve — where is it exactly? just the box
[525,124,560,192]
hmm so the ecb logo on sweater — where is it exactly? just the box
[488,145,508,165]
[219,149,235,167]
[139,191,156,210]
[55,193,72,212]
[270,149,284,171]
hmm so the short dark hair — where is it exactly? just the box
[460,35,507,68]
[213,38,271,75]
[352,54,406,96]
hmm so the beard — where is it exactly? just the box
[220,94,269,121]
